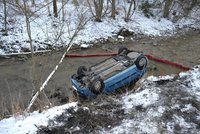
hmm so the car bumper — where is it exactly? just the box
[71,78,97,97]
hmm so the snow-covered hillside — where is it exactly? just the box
[0,0,199,54]
[0,65,199,134]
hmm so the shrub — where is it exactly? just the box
[140,0,154,18]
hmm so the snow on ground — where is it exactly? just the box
[122,88,159,111]
[0,102,77,134]
[106,65,200,134]
[0,1,199,54]
[179,65,200,100]
[176,6,200,29]
[0,66,199,134]
[146,75,175,82]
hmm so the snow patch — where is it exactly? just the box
[0,102,77,134]
[107,66,200,134]
[1,1,196,54]
[122,88,159,112]
[179,66,200,99]
[147,75,175,82]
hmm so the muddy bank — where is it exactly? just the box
[0,30,200,117]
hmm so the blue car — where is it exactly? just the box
[71,47,148,97]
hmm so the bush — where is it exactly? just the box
[140,0,154,18]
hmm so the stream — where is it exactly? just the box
[0,30,200,117]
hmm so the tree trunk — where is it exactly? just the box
[125,0,133,22]
[111,0,116,19]
[94,0,104,22]
[62,0,65,21]
[163,0,173,18]
[32,0,35,6]
[72,0,79,6]
[23,0,39,107]
[124,0,136,22]
[53,0,58,18]
[185,0,197,16]
[15,0,19,5]
[3,0,8,36]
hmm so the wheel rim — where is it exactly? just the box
[139,58,146,66]
[94,81,101,92]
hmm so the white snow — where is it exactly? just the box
[176,7,200,29]
[122,88,159,112]
[147,75,175,82]
[0,66,200,134]
[179,66,200,88]
[105,66,200,134]
[179,65,200,99]
[0,102,77,134]
[0,1,199,54]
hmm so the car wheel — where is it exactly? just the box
[89,77,104,94]
[135,55,148,70]
[118,47,129,55]
[77,66,87,76]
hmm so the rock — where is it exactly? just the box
[117,28,133,37]
[153,42,159,46]
[21,47,30,52]
[107,37,117,43]
[80,43,90,48]
[118,35,124,40]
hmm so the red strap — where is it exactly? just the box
[145,54,191,71]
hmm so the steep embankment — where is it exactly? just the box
[0,65,199,133]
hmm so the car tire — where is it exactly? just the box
[77,66,87,76]
[135,55,148,70]
[118,47,129,55]
[89,77,104,94]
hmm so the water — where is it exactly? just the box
[0,30,199,116]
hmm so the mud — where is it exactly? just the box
[0,30,200,117]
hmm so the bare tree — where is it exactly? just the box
[53,0,58,17]
[72,0,79,6]
[3,0,8,36]
[182,0,198,16]
[31,0,35,6]
[111,0,116,19]
[58,0,70,22]
[10,0,42,111]
[163,0,173,18]
[22,1,33,57]
[123,0,136,22]
[26,7,92,112]
[21,1,39,106]
[46,0,51,16]
[93,0,104,22]
[62,0,65,21]
[15,0,19,5]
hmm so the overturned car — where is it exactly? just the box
[71,47,148,97]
